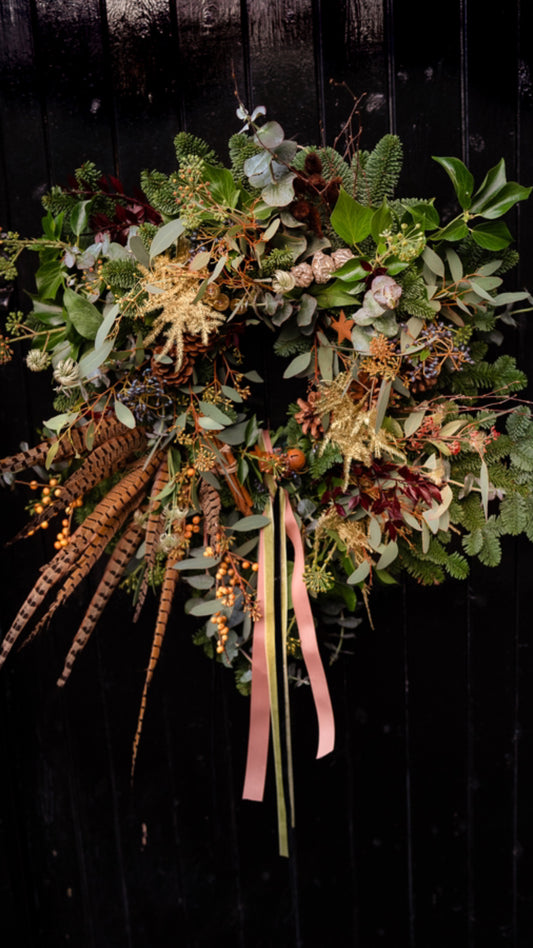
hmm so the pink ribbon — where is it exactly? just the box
[283,491,335,759]
[242,526,271,800]
[242,434,335,802]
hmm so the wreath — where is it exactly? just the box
[1,103,531,853]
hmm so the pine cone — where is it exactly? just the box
[295,391,324,437]
[150,333,212,387]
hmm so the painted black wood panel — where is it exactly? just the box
[1,2,533,945]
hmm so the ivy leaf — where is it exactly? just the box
[433,156,474,209]
[203,164,240,207]
[63,287,102,339]
[331,189,374,245]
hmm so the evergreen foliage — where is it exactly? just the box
[228,133,262,186]
[140,170,178,217]
[174,132,220,167]
[355,135,403,205]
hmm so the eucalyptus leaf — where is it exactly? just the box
[114,399,136,429]
[232,515,271,532]
[149,218,185,258]
[283,350,312,378]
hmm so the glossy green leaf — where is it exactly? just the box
[432,218,469,242]
[476,181,532,219]
[313,280,362,308]
[470,158,507,212]
[63,287,102,339]
[203,164,240,207]
[433,156,474,209]
[471,220,513,250]
[70,200,90,237]
[406,201,440,230]
[331,189,374,245]
[371,200,393,242]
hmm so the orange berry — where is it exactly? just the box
[29,480,38,490]
[49,478,58,487]
[285,447,306,472]
[242,560,250,570]
[42,486,51,496]
[251,562,259,572]
[40,521,49,530]
[186,467,195,478]
[192,515,201,524]
[35,504,43,514]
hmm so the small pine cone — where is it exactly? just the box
[295,391,324,438]
[311,251,336,284]
[290,262,314,288]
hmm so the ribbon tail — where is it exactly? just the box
[284,489,335,759]
[279,489,295,829]
[242,523,271,802]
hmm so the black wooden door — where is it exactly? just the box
[1,2,533,945]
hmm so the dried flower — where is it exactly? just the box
[271,269,296,293]
[53,357,81,388]
[331,248,355,269]
[290,262,314,288]
[26,349,52,372]
[311,251,336,284]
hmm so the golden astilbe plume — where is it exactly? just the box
[0,451,164,667]
[140,257,225,368]
[13,425,147,539]
[0,414,131,475]
[57,516,147,687]
[131,547,181,781]
[317,372,406,488]
[133,455,170,622]
[316,507,373,565]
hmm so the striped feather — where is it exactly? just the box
[0,450,164,666]
[131,551,180,780]
[57,518,146,687]
[133,456,170,622]
[0,414,134,475]
[16,427,147,538]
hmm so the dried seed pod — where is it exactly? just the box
[311,251,336,284]
[290,262,314,288]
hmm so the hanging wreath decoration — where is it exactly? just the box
[0,103,532,854]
